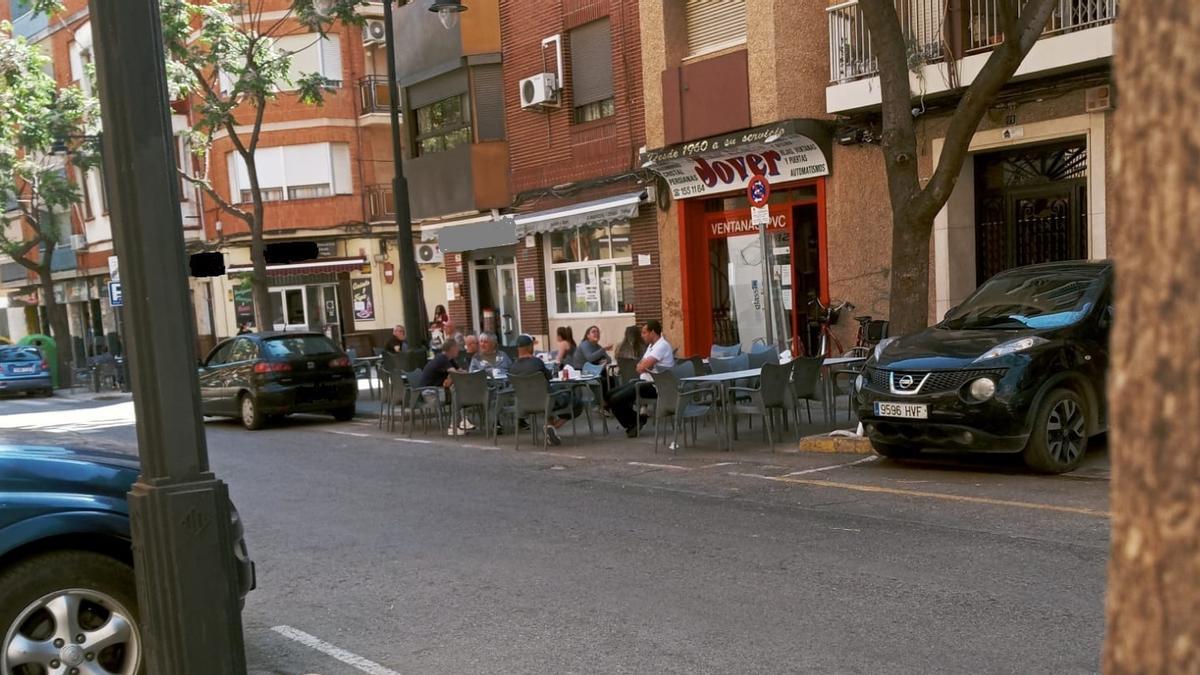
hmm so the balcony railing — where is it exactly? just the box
[358,76,393,115]
[827,0,1118,84]
[366,183,395,222]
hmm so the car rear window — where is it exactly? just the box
[262,335,340,358]
[942,270,1106,330]
[0,347,40,362]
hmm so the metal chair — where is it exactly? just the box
[576,362,609,436]
[790,357,826,426]
[710,343,742,359]
[449,371,495,443]
[831,347,871,420]
[508,373,573,451]
[651,370,713,454]
[728,362,793,452]
[401,368,446,437]
[747,347,780,369]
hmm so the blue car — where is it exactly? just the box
[0,445,254,674]
[0,346,53,397]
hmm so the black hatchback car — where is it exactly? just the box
[199,331,357,430]
[854,261,1113,473]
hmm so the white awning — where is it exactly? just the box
[514,191,645,236]
[437,216,520,253]
[226,257,367,277]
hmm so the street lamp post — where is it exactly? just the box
[89,1,247,672]
[381,0,466,349]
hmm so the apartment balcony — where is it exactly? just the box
[826,0,1117,113]
[358,76,394,126]
[366,141,509,223]
[366,183,396,224]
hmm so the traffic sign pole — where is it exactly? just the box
[748,175,777,349]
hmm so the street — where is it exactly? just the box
[1,395,1109,674]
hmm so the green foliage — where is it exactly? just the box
[0,22,98,263]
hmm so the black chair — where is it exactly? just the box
[574,362,609,436]
[686,355,707,376]
[508,373,573,451]
[832,347,871,421]
[747,347,780,369]
[790,357,826,426]
[651,370,713,454]
[401,368,446,437]
[728,362,793,452]
[499,345,519,362]
[399,348,428,373]
[449,371,494,443]
[617,357,639,385]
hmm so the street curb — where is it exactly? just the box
[788,434,875,455]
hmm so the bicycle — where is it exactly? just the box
[810,297,854,358]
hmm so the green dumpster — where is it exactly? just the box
[18,334,59,387]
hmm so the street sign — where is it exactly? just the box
[751,205,770,227]
[747,174,770,208]
[108,281,123,307]
[108,255,120,283]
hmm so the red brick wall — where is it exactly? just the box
[515,236,548,336]
[443,252,472,328]
[629,209,661,324]
[500,0,646,196]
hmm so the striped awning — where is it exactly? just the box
[225,257,367,277]
[514,191,645,236]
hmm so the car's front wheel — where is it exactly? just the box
[0,550,142,675]
[331,406,355,422]
[870,440,920,460]
[1023,388,1088,474]
[240,393,266,431]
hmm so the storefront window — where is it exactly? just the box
[547,222,634,316]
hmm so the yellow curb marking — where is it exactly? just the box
[729,472,1110,518]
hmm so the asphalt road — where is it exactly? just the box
[0,395,1110,674]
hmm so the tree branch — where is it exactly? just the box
[912,0,1058,221]
[181,170,253,225]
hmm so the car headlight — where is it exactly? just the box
[973,336,1048,363]
[967,377,996,401]
[873,337,898,362]
[854,373,864,391]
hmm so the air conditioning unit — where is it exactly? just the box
[519,72,559,110]
[362,20,387,45]
[68,234,87,250]
[416,243,443,265]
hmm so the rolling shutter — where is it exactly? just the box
[472,64,506,141]
[569,18,614,107]
[685,0,747,58]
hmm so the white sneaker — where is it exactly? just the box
[458,418,477,431]
[447,427,466,436]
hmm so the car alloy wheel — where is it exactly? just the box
[3,588,140,675]
[1046,397,1085,465]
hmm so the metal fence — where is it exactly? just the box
[828,0,1118,83]
[358,76,393,115]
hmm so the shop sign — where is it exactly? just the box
[351,277,375,321]
[707,211,790,238]
[6,289,38,307]
[233,280,255,327]
[653,136,828,200]
[53,279,88,304]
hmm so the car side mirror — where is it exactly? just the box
[1100,306,1115,329]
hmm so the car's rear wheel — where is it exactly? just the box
[0,550,142,675]
[870,440,920,459]
[1023,388,1088,474]
[240,393,266,431]
[331,406,355,422]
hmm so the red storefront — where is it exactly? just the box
[643,119,833,356]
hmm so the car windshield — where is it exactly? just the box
[262,335,340,358]
[0,347,40,362]
[941,269,1105,330]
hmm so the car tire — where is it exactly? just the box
[870,440,920,459]
[332,406,355,422]
[1023,388,1088,474]
[41,388,53,397]
[0,550,143,675]
[240,393,266,431]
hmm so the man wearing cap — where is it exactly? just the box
[508,335,576,446]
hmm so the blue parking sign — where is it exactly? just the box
[108,281,123,307]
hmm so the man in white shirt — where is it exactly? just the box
[605,320,675,437]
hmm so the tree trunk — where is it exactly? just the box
[38,266,72,387]
[888,208,935,335]
[249,216,270,332]
[1104,1,1200,671]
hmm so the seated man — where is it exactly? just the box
[469,332,514,375]
[508,335,576,446]
[604,320,675,437]
[384,325,408,353]
[416,341,468,435]
[456,333,479,370]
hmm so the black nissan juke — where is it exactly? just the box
[854,261,1113,473]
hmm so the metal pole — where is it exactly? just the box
[90,2,247,672]
[384,0,429,349]
[759,221,776,348]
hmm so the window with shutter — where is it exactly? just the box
[472,64,505,141]
[685,0,747,58]
[569,18,615,123]
[274,34,343,89]
[227,143,351,203]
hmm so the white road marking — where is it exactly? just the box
[628,461,692,471]
[323,429,371,438]
[392,437,433,444]
[271,625,401,675]
[781,455,878,477]
[532,451,587,460]
[461,443,497,450]
[700,461,739,469]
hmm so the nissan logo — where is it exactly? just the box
[898,374,915,389]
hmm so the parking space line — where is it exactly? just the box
[324,429,371,438]
[727,472,1109,518]
[532,451,587,460]
[271,625,401,675]
[782,456,878,476]
[628,461,692,471]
